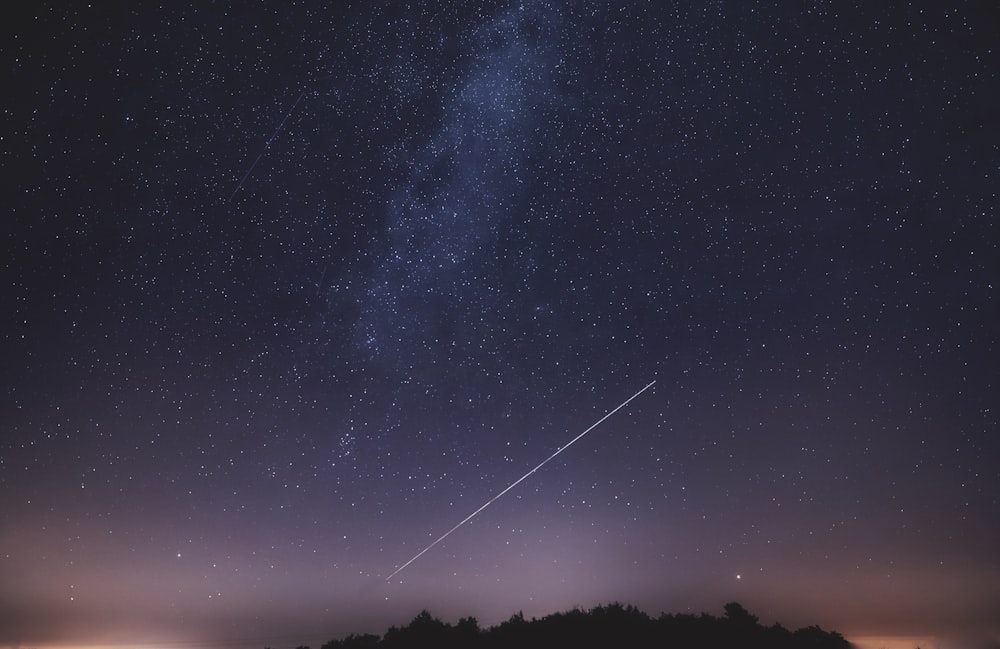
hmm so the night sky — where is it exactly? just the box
[3,2,998,649]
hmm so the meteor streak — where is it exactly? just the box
[228,90,306,202]
[385,380,656,582]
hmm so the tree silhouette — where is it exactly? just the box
[313,602,850,649]
[724,601,760,626]
[321,633,380,649]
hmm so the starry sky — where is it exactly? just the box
[2,2,998,649]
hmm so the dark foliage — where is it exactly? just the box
[315,602,851,649]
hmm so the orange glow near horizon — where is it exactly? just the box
[849,636,940,649]
[849,633,1000,649]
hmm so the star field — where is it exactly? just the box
[2,2,998,649]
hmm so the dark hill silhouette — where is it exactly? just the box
[318,602,851,649]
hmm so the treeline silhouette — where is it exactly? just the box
[310,602,850,649]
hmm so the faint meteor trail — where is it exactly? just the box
[228,90,306,202]
[385,380,656,582]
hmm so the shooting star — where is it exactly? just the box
[228,90,306,202]
[385,380,656,582]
